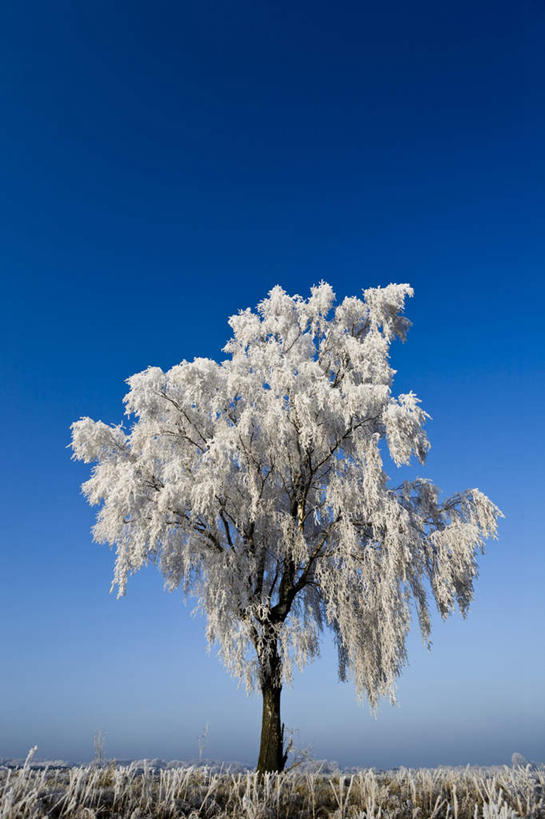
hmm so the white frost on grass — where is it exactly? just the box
[1,749,543,818]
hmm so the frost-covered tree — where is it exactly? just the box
[71,283,502,773]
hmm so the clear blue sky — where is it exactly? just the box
[1,0,544,768]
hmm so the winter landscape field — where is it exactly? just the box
[3,4,544,817]
[1,751,544,818]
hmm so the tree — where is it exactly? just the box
[70,282,502,773]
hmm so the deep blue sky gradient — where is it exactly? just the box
[1,0,544,768]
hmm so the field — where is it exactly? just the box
[1,751,544,818]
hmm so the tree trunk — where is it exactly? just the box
[257,680,286,773]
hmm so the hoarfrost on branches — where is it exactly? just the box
[71,282,502,708]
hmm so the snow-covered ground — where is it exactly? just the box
[1,749,543,818]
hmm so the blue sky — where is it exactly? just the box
[1,0,544,768]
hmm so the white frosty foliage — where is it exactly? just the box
[70,282,502,707]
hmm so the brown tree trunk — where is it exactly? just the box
[257,680,286,773]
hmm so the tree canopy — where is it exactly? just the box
[71,282,501,769]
